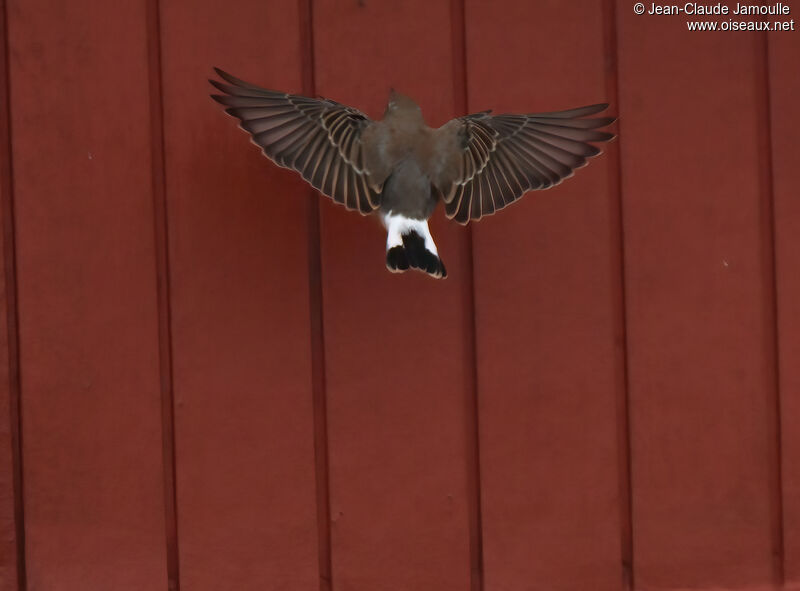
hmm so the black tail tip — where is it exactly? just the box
[386,246,410,273]
[386,233,447,279]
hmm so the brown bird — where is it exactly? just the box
[210,68,615,279]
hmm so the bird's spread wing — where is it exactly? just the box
[210,68,381,214]
[433,104,615,224]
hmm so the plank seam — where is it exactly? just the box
[298,0,333,589]
[758,31,785,589]
[144,0,181,588]
[602,1,634,589]
[0,0,26,587]
[450,0,484,590]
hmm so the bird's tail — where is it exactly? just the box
[386,230,447,279]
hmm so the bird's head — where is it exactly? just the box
[384,88,423,121]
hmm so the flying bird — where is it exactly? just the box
[210,68,615,279]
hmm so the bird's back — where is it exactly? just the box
[380,156,436,219]
[362,117,439,219]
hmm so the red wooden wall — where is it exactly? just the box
[0,0,798,590]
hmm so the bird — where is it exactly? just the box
[209,68,615,279]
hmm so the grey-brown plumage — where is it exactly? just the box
[210,68,615,279]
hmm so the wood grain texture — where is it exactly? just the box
[158,0,320,589]
[616,4,781,588]
[770,31,800,588]
[465,1,626,589]
[312,0,475,589]
[6,0,168,588]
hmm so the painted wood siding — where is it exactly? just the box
[0,0,798,590]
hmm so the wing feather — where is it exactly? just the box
[210,68,381,213]
[345,167,359,211]
[434,104,615,224]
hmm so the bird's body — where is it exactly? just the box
[210,69,615,279]
[361,97,450,275]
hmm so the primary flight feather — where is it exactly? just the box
[210,68,615,279]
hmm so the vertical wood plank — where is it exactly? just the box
[158,1,321,589]
[6,0,168,588]
[465,1,626,589]
[0,0,22,587]
[311,1,475,589]
[770,31,800,587]
[615,6,780,588]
